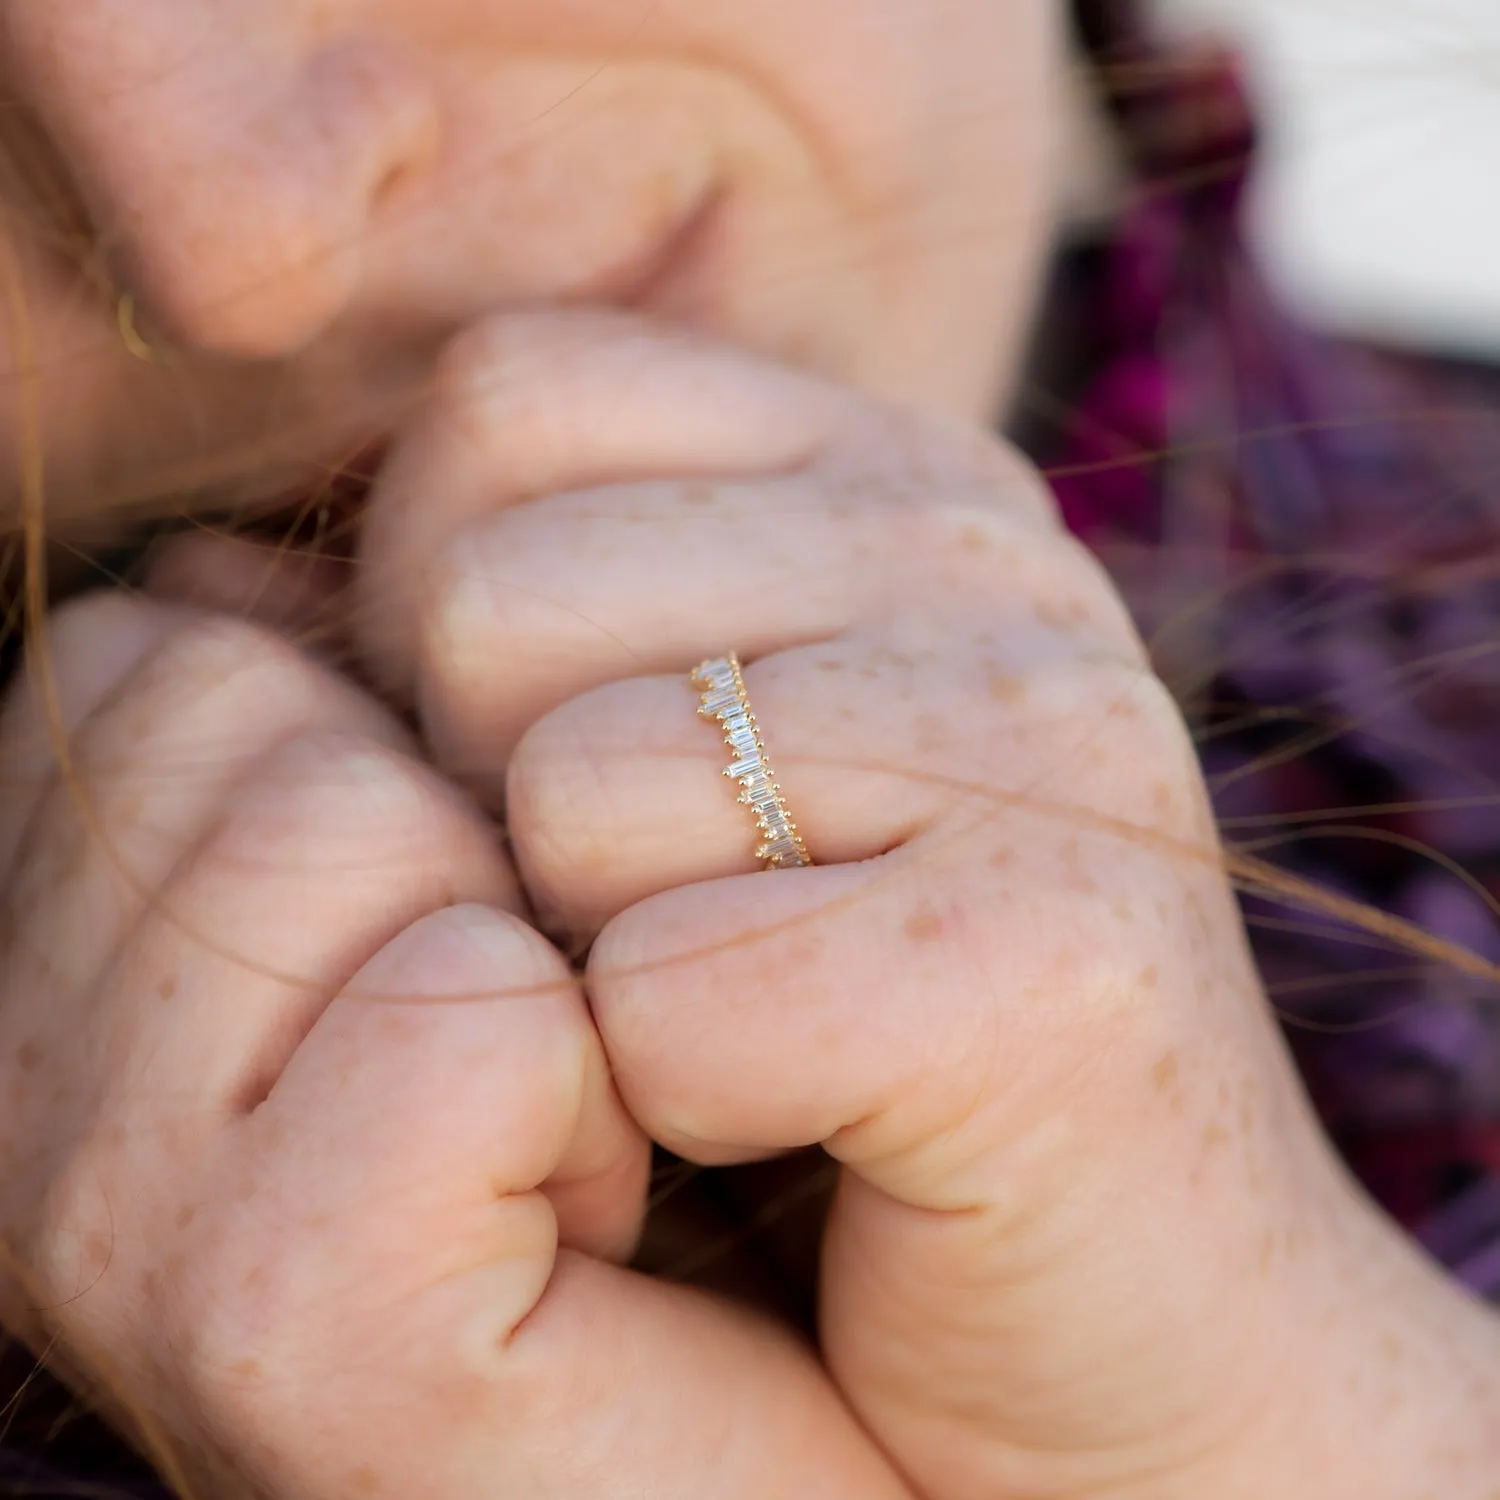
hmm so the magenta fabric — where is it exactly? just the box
[1048,25,1500,1292]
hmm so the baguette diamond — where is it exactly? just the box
[691,653,812,870]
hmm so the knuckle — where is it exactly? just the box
[36,590,178,671]
[1039,658,1204,816]
[145,610,323,702]
[0,592,179,746]
[428,315,551,448]
[427,310,655,478]
[238,728,445,832]
[114,613,402,767]
[26,1145,129,1325]
[507,705,613,892]
[419,526,510,659]
[912,498,1145,657]
[217,728,501,887]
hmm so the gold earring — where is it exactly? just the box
[117,291,159,363]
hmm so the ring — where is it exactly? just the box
[117,292,160,363]
[691,653,811,870]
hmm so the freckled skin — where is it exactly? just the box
[985,667,1025,704]
[0,4,1493,1474]
[903,911,944,944]
[1150,1049,1179,1093]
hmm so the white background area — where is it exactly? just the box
[1147,0,1500,359]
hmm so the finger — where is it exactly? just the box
[2,608,414,1004]
[383,467,1099,807]
[106,729,523,1121]
[583,743,1315,1493]
[176,1251,916,1500]
[585,663,1224,1183]
[355,311,1084,793]
[587,856,992,1175]
[143,530,350,647]
[509,645,952,942]
[510,636,1167,943]
[247,904,647,1269]
[132,915,914,1500]
[355,308,848,700]
[405,470,875,785]
[0,591,185,879]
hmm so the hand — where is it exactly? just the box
[0,594,913,1499]
[355,309,1500,1499]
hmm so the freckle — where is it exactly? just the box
[1152,781,1172,811]
[1154,898,1170,921]
[352,1464,379,1493]
[985,669,1025,705]
[16,1040,40,1072]
[816,660,843,674]
[229,1358,263,1381]
[1035,599,1074,631]
[83,1231,112,1274]
[241,1265,268,1294]
[175,1204,197,1231]
[1217,1078,1230,1107]
[1151,1050,1179,1093]
[958,522,992,555]
[1258,1230,1276,1274]
[157,975,177,1001]
[857,666,879,680]
[1111,896,1134,923]
[682,483,716,507]
[837,705,856,721]
[1239,1102,1254,1135]
[988,846,1014,869]
[788,937,825,968]
[1137,964,1158,991]
[904,911,944,944]
[1202,1123,1230,1150]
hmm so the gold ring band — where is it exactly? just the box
[691,653,811,870]
[117,292,159,363]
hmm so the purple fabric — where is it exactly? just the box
[0,1451,163,1499]
[1048,26,1500,1293]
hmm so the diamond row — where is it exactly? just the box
[691,653,811,870]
